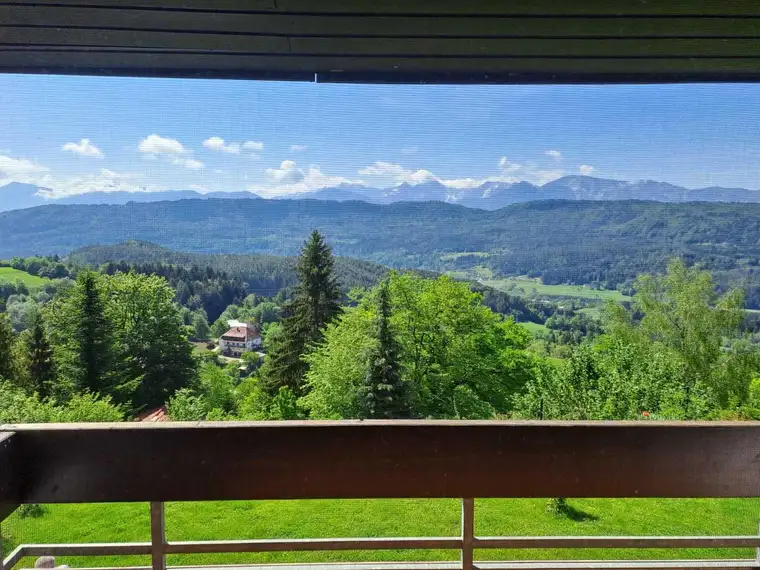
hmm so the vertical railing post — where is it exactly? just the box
[0,519,5,570]
[150,502,166,570]
[756,519,759,566]
[461,498,474,570]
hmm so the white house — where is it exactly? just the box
[219,322,262,357]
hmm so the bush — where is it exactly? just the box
[18,503,46,518]
[546,497,570,517]
[206,341,216,350]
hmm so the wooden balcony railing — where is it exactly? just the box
[1,421,759,570]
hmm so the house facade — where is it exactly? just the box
[219,323,262,357]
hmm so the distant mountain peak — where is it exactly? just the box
[2,173,760,214]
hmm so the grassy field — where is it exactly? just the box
[0,267,49,288]
[3,498,758,567]
[519,321,548,334]
[482,277,631,303]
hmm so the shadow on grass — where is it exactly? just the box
[547,498,599,523]
[563,504,600,523]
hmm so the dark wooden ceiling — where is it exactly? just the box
[1,0,760,83]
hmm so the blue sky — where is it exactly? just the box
[1,75,760,197]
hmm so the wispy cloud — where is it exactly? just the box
[243,141,264,151]
[0,155,50,182]
[401,146,419,155]
[203,137,241,154]
[545,149,563,161]
[579,164,594,175]
[290,144,308,152]
[172,157,204,170]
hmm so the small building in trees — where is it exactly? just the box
[219,322,261,357]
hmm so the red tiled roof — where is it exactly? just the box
[221,325,260,341]
[136,406,168,422]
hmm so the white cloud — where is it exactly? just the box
[358,161,437,185]
[138,134,186,155]
[401,146,419,155]
[172,157,204,170]
[579,164,594,175]
[203,137,241,154]
[189,184,208,192]
[545,150,563,161]
[62,139,104,159]
[356,155,565,191]
[266,160,304,183]
[34,168,154,198]
[255,160,361,197]
[0,155,50,183]
[498,156,522,175]
[243,141,264,151]
[290,144,308,152]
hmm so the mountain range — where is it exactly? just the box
[3,175,760,212]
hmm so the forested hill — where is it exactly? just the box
[68,241,551,324]
[3,198,760,301]
[68,241,391,295]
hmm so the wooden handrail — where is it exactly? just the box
[2,421,759,503]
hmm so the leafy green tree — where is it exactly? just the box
[359,281,406,418]
[303,273,537,419]
[0,313,16,383]
[0,380,122,423]
[167,388,208,421]
[262,230,341,396]
[19,311,56,399]
[192,311,211,340]
[106,272,197,411]
[608,259,748,414]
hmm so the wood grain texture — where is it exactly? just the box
[3,0,760,16]
[4,422,759,502]
[3,10,760,38]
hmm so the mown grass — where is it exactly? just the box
[483,277,631,303]
[0,267,49,288]
[519,321,548,335]
[3,498,758,567]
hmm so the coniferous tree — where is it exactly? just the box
[22,311,56,399]
[0,313,16,382]
[53,271,116,396]
[360,281,406,418]
[262,230,341,395]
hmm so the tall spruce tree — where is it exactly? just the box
[22,311,56,399]
[69,271,115,395]
[360,281,406,418]
[0,313,16,382]
[262,230,341,395]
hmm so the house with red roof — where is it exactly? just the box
[219,322,262,357]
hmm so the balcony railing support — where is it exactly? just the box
[150,502,166,570]
[461,498,474,570]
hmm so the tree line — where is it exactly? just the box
[2,231,759,425]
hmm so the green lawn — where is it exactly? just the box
[3,498,758,567]
[519,321,548,335]
[0,267,49,288]
[483,277,631,303]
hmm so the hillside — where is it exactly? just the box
[4,198,760,305]
[69,241,550,323]
[68,241,391,296]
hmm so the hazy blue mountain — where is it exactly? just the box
[0,182,55,211]
[0,184,261,212]
[3,175,760,213]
